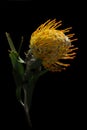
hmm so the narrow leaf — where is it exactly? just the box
[5,32,16,51]
[9,51,24,87]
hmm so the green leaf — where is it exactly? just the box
[9,51,18,69]
[5,32,16,51]
[9,51,24,87]
[5,32,25,88]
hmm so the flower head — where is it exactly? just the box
[29,19,78,72]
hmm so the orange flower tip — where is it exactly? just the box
[68,47,78,53]
[64,64,70,67]
[56,62,70,67]
[62,56,75,60]
[70,45,75,48]
[67,52,76,56]
[75,47,78,50]
[67,33,75,37]
[63,68,67,70]
[70,38,78,42]
[70,45,78,48]
[62,27,72,33]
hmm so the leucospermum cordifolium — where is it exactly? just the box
[5,18,78,128]
[30,19,78,72]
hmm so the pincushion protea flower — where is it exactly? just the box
[30,19,78,72]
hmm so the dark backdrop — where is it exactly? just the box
[0,0,81,129]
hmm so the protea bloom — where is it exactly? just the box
[29,19,78,72]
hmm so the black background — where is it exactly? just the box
[0,0,82,129]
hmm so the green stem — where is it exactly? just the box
[23,87,32,128]
[21,52,42,128]
[19,82,35,128]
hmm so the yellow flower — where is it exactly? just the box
[29,19,78,72]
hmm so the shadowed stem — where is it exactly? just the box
[23,88,32,128]
[20,51,42,128]
[19,84,34,128]
[21,51,48,128]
